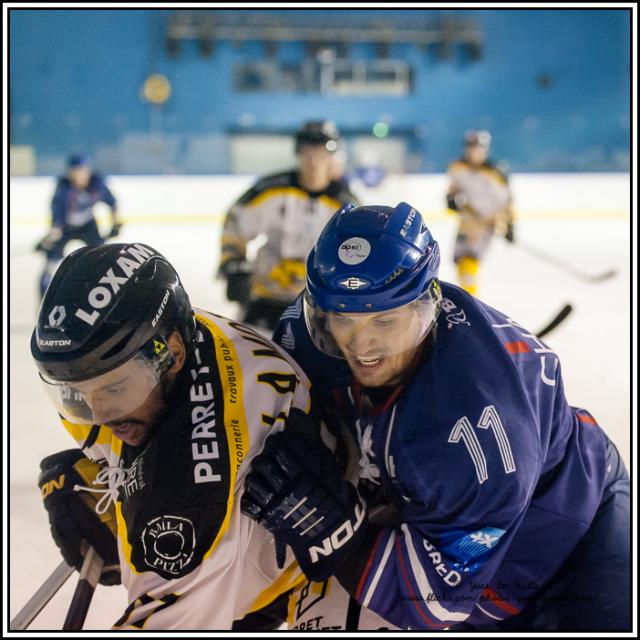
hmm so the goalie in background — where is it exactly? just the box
[35,153,122,298]
[446,130,515,296]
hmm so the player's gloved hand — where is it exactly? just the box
[106,222,123,239]
[221,259,252,304]
[38,449,121,585]
[504,222,515,243]
[34,226,63,253]
[241,409,368,582]
[446,192,468,212]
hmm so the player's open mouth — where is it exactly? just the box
[108,422,138,438]
[354,355,383,367]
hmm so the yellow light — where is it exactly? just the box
[142,74,172,105]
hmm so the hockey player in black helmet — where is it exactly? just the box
[218,119,358,331]
[31,242,318,629]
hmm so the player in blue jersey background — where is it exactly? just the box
[35,153,122,298]
[241,201,630,631]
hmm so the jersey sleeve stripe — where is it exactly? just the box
[360,530,396,607]
[475,603,505,621]
[402,524,470,622]
[481,587,522,616]
[394,536,448,629]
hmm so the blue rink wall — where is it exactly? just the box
[9,9,631,173]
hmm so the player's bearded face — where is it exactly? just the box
[48,331,187,447]
[72,359,169,447]
[328,305,424,387]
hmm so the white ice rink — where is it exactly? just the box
[7,173,632,630]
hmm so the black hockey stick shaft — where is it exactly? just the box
[514,240,616,283]
[536,304,573,339]
[62,545,104,630]
[10,561,75,630]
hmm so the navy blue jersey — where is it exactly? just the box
[273,283,609,629]
[51,173,117,228]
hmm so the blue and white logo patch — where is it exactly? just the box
[450,527,505,561]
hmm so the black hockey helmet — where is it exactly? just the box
[31,242,196,384]
[295,120,340,153]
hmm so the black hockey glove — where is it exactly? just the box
[34,227,63,253]
[241,409,368,582]
[38,449,121,585]
[221,259,252,304]
[504,221,515,243]
[106,221,123,239]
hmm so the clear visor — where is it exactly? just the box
[39,349,173,425]
[303,282,442,360]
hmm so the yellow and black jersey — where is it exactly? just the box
[447,159,512,222]
[62,311,311,629]
[221,171,358,303]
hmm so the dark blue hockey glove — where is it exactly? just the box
[241,410,368,582]
[34,226,63,253]
[106,221,123,239]
[39,449,121,585]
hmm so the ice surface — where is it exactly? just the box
[7,175,631,630]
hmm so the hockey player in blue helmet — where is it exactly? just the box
[241,202,630,631]
[35,152,123,298]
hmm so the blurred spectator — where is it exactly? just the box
[446,130,515,295]
[218,120,359,331]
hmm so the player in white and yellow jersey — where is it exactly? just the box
[446,130,515,295]
[219,120,358,330]
[31,242,314,630]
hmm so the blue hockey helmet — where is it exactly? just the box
[68,153,91,168]
[304,202,442,359]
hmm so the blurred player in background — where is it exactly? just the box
[446,130,515,295]
[35,153,122,298]
[218,120,358,331]
[30,243,313,629]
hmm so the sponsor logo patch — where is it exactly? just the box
[338,237,371,265]
[141,515,196,576]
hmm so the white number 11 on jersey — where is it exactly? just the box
[448,405,516,484]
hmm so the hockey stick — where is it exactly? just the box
[536,303,573,339]
[513,240,616,283]
[10,560,75,630]
[62,545,104,630]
